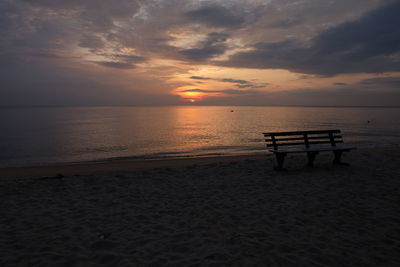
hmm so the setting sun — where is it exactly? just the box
[174,87,205,102]
[183,96,200,103]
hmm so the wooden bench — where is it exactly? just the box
[263,130,354,170]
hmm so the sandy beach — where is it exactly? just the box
[1,148,400,266]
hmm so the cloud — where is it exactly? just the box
[180,88,260,95]
[333,82,347,86]
[358,76,400,88]
[220,78,267,88]
[22,0,141,31]
[184,5,245,28]
[190,76,249,84]
[220,1,400,75]
[179,32,229,61]
[180,45,226,61]
[221,78,249,84]
[78,35,106,50]
[274,85,400,106]
[92,54,147,69]
[114,54,146,61]
[190,76,211,80]
[0,55,182,106]
[236,84,266,89]
[189,75,267,88]
[268,16,303,28]
[196,85,400,106]
[94,61,137,69]
[1,0,399,106]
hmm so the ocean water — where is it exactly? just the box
[0,106,399,167]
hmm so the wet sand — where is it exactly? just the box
[1,148,400,266]
[0,153,268,180]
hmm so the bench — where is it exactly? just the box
[263,129,355,170]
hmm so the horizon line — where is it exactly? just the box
[1,104,399,109]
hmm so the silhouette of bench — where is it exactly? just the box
[263,130,354,170]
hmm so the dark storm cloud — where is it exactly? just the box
[179,32,228,61]
[180,88,260,95]
[221,1,400,75]
[184,5,245,28]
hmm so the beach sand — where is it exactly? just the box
[1,148,400,266]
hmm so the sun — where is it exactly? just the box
[183,98,198,103]
[175,89,204,102]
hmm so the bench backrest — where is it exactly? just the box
[263,130,343,150]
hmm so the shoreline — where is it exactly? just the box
[1,146,399,179]
[0,152,269,179]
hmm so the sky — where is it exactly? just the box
[1,0,400,106]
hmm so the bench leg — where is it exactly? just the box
[307,152,318,167]
[333,150,350,166]
[274,152,287,171]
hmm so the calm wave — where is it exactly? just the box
[0,106,399,167]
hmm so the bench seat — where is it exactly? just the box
[269,145,353,153]
[263,129,355,170]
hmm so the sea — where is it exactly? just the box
[0,106,399,168]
